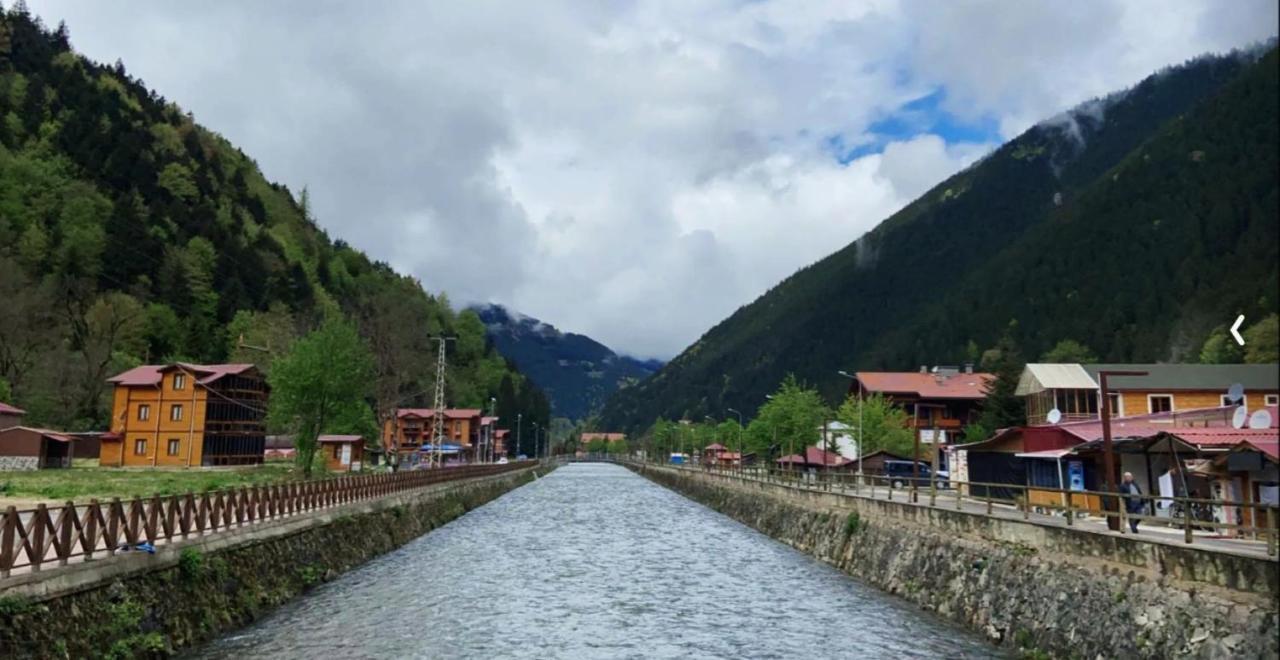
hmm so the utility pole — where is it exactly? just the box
[1099,370,1147,531]
[837,371,864,482]
[517,413,522,459]
[428,336,456,469]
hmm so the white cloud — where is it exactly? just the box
[26,0,1277,358]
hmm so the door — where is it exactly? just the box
[340,443,352,466]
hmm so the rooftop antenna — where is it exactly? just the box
[1047,408,1062,425]
[1231,405,1248,430]
[1226,382,1244,403]
[428,336,456,468]
[1248,409,1272,430]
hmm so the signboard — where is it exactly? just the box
[1067,461,1085,492]
[920,429,948,444]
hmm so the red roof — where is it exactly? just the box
[777,447,850,467]
[481,416,499,425]
[581,433,626,442]
[704,443,727,451]
[0,401,25,415]
[396,408,483,420]
[0,426,73,443]
[317,434,363,443]
[1237,438,1279,460]
[1165,427,1280,448]
[495,429,510,438]
[108,363,256,386]
[855,371,994,400]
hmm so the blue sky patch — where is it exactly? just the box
[827,88,1001,164]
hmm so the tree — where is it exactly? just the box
[1243,314,1278,364]
[268,317,377,477]
[836,392,914,457]
[1040,339,1098,363]
[977,323,1026,432]
[1199,325,1244,364]
[748,375,830,459]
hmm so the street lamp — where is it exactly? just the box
[727,408,743,476]
[837,370,864,481]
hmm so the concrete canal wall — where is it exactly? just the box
[0,466,545,658]
[632,464,1278,659]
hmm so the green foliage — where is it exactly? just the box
[836,392,914,456]
[178,548,205,581]
[268,318,377,477]
[843,511,861,537]
[744,375,830,458]
[1199,325,1244,363]
[1040,339,1098,363]
[1243,314,1278,363]
[977,323,1027,432]
[601,48,1279,434]
[0,9,547,433]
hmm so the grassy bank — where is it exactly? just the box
[0,463,301,504]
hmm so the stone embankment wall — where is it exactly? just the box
[633,465,1278,660]
[0,466,543,658]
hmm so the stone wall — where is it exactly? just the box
[633,465,1278,660]
[0,466,544,658]
[0,456,38,471]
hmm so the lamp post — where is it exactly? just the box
[532,422,540,463]
[488,397,496,463]
[837,371,863,481]
[727,407,743,476]
[517,413,523,460]
[1099,370,1147,531]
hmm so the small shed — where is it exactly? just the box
[319,434,364,472]
[0,426,75,470]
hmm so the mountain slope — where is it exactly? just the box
[475,305,661,420]
[0,7,552,439]
[601,46,1279,432]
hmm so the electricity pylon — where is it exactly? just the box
[428,336,456,468]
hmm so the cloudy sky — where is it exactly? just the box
[29,1,1278,358]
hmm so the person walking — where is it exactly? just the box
[1119,471,1145,533]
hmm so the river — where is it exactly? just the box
[192,463,999,659]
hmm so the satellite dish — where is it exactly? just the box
[1226,383,1245,403]
[1046,408,1062,424]
[1248,409,1273,430]
[1231,405,1248,429]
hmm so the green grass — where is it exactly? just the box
[0,464,301,502]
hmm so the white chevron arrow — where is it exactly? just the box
[1230,315,1245,346]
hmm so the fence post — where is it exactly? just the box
[58,502,74,566]
[85,500,99,561]
[1183,498,1194,544]
[31,504,47,572]
[1,506,16,577]
[1268,507,1277,557]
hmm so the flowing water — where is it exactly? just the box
[192,463,999,659]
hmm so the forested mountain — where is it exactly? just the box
[475,304,661,421]
[601,46,1279,433]
[0,5,550,450]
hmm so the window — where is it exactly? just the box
[1222,394,1247,408]
[1148,394,1173,414]
[138,404,150,421]
[167,438,181,456]
[333,445,342,459]
[170,404,184,421]
[173,373,186,390]
[1265,394,1279,407]
[134,438,147,455]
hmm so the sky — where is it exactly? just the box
[28,0,1279,359]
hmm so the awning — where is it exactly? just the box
[1015,448,1075,459]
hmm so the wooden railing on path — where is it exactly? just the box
[0,461,536,577]
[616,459,1279,558]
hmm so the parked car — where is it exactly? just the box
[882,460,934,488]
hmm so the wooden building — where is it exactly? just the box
[0,401,26,430]
[319,434,365,472]
[1018,363,1279,425]
[0,427,75,470]
[101,363,268,468]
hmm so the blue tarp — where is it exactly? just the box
[418,444,463,453]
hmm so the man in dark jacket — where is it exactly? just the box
[1119,471,1144,533]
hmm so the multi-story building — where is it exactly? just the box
[101,363,268,467]
[847,366,994,443]
[382,408,484,462]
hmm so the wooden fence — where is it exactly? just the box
[0,461,535,576]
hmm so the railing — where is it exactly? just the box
[0,461,537,577]
[628,459,1280,557]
